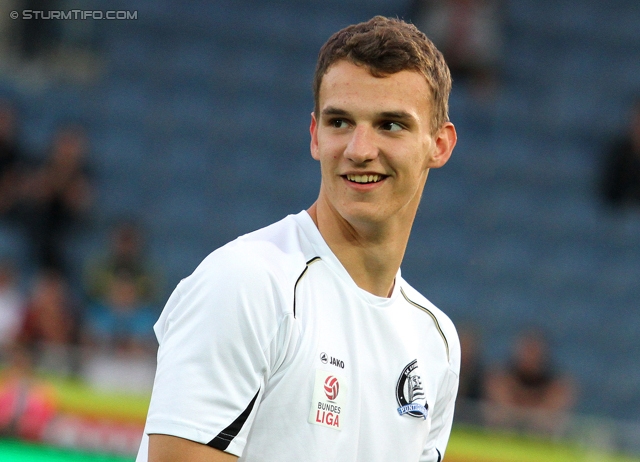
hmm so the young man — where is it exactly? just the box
[137,16,459,462]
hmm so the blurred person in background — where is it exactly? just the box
[15,0,62,61]
[0,343,58,441]
[410,0,504,98]
[0,100,28,218]
[17,268,80,375]
[84,219,162,307]
[484,329,576,436]
[81,224,161,392]
[0,259,25,352]
[82,268,158,356]
[601,97,640,208]
[454,325,486,424]
[19,123,93,272]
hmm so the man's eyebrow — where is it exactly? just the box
[379,110,415,121]
[321,107,416,121]
[321,107,349,117]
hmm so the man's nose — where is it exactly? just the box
[344,125,378,164]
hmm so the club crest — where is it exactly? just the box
[396,359,428,419]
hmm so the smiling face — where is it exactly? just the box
[310,60,455,229]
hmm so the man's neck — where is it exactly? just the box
[307,200,413,298]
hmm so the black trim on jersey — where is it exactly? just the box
[293,256,321,318]
[436,448,442,462]
[207,388,260,451]
[400,288,450,362]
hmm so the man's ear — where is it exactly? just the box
[428,122,457,168]
[310,112,320,161]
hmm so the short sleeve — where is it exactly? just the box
[143,247,293,457]
[420,318,461,462]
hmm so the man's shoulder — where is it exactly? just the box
[399,282,453,325]
[193,212,313,286]
[159,214,314,334]
[399,280,460,365]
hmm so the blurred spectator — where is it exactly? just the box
[484,329,576,435]
[0,259,25,349]
[84,219,161,307]
[458,326,485,400]
[0,344,58,441]
[18,268,80,374]
[410,0,503,97]
[601,98,640,208]
[0,100,28,218]
[19,124,93,272]
[16,0,62,61]
[455,325,486,424]
[83,268,158,355]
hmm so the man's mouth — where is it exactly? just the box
[345,174,385,184]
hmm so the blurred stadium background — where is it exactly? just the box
[0,0,638,460]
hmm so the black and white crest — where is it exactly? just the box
[396,359,428,419]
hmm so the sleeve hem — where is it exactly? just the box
[145,421,244,457]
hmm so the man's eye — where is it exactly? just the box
[331,119,348,129]
[381,122,403,132]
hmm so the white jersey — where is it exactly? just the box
[137,211,460,462]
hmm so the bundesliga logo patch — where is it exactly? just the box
[309,369,346,430]
[396,359,428,419]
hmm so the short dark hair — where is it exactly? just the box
[313,16,452,133]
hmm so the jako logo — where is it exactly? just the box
[324,376,339,401]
